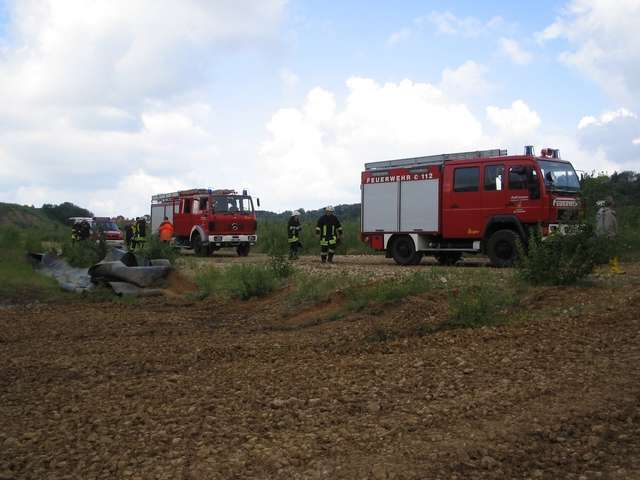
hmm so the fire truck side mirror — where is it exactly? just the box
[256,198,261,208]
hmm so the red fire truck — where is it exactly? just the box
[361,147,581,267]
[151,188,258,256]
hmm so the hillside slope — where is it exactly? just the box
[0,202,63,230]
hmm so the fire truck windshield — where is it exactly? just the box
[212,195,254,214]
[537,160,580,193]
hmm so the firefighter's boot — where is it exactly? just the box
[328,252,334,263]
[321,255,327,263]
[610,256,624,274]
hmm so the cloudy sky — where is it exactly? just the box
[0,0,639,216]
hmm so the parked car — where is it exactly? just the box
[93,217,125,248]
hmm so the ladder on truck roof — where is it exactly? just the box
[364,148,507,171]
[151,188,239,203]
[151,188,210,203]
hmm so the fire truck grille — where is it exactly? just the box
[557,209,579,223]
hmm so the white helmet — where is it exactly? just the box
[292,210,301,216]
[325,205,334,212]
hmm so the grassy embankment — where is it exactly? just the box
[0,203,69,301]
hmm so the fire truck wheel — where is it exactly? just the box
[236,244,250,257]
[434,252,462,266]
[192,234,208,257]
[487,229,519,267]
[391,235,418,266]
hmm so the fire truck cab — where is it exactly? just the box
[151,188,258,256]
[361,147,581,267]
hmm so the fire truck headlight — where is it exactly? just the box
[248,235,256,241]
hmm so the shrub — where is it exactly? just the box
[517,227,608,285]
[447,284,510,329]
[269,253,295,279]
[138,235,178,264]
[62,240,104,268]
[344,270,438,312]
[197,263,281,300]
[289,272,352,307]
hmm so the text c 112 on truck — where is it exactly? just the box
[360,146,581,267]
[151,188,259,257]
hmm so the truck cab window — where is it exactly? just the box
[508,166,528,190]
[484,165,504,191]
[527,168,540,199]
[454,167,480,192]
[183,199,192,214]
[199,198,208,211]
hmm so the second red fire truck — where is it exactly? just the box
[151,188,258,256]
[361,147,581,267]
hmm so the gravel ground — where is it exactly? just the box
[1,262,639,479]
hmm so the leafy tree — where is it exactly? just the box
[42,202,94,224]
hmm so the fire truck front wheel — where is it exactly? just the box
[191,234,209,257]
[236,244,250,257]
[487,229,519,267]
[390,235,419,266]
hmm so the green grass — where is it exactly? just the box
[0,226,68,302]
[196,257,293,300]
[288,271,359,307]
[137,234,179,264]
[343,270,440,313]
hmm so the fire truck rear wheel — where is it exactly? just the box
[434,252,462,266]
[236,244,250,257]
[487,229,519,267]
[391,235,418,266]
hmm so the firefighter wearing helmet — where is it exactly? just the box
[315,205,342,263]
[288,210,302,260]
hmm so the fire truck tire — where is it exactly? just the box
[487,229,519,267]
[390,235,418,266]
[434,252,462,266]
[192,234,208,257]
[236,244,250,257]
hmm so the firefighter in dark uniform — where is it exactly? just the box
[133,217,146,250]
[124,223,134,250]
[79,220,91,241]
[71,222,82,243]
[288,210,302,260]
[315,205,342,263]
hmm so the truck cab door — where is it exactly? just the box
[173,198,192,236]
[506,164,543,224]
[481,163,509,222]
[442,165,484,238]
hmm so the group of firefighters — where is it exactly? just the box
[123,216,174,249]
[287,205,343,263]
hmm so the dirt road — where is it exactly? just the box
[1,263,639,479]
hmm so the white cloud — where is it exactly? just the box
[440,60,491,99]
[499,38,532,65]
[0,0,287,216]
[259,77,495,209]
[576,108,640,171]
[486,100,541,137]
[578,108,637,129]
[426,11,504,37]
[536,0,640,104]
